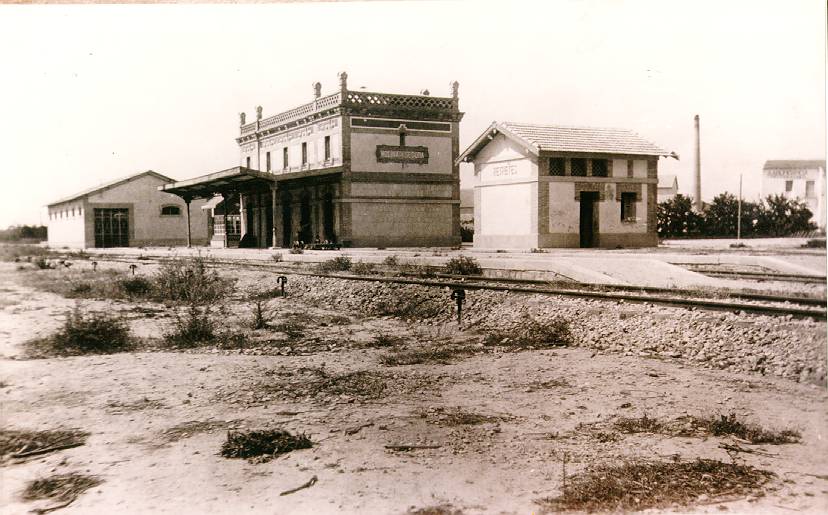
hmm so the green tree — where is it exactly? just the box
[657,194,704,238]
[757,195,815,236]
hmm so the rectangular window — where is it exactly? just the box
[324,136,331,161]
[266,152,271,172]
[621,192,637,222]
[806,180,815,197]
[785,180,793,192]
[246,156,251,169]
[283,147,289,169]
[302,142,308,165]
[571,158,587,177]
[591,159,608,177]
[549,157,565,176]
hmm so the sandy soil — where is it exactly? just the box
[1,261,827,514]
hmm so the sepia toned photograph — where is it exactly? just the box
[0,1,825,513]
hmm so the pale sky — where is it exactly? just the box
[0,0,825,227]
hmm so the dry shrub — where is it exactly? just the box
[316,256,352,273]
[26,308,132,357]
[444,255,482,275]
[221,430,312,461]
[350,261,376,275]
[537,459,773,512]
[0,244,54,262]
[163,305,218,348]
[613,413,800,444]
[483,313,572,349]
[118,276,153,297]
[407,505,464,515]
[382,255,400,266]
[0,429,88,463]
[381,344,474,366]
[152,256,233,303]
[21,472,102,503]
[698,413,800,444]
[421,407,500,426]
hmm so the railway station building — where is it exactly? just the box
[761,160,826,231]
[46,170,209,249]
[459,122,676,249]
[160,72,464,248]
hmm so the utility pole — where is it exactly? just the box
[737,174,742,241]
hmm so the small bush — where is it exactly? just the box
[250,298,273,330]
[221,430,312,461]
[34,257,52,269]
[271,252,283,262]
[164,305,217,348]
[26,308,132,357]
[703,413,800,444]
[289,247,304,255]
[483,313,572,349]
[382,255,400,266]
[316,255,352,273]
[152,257,233,304]
[118,276,153,297]
[1,429,89,462]
[273,319,305,339]
[381,344,474,366]
[444,255,482,275]
[537,459,773,513]
[351,261,375,275]
[22,473,102,503]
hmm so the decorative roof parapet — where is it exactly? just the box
[238,75,461,144]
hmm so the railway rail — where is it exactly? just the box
[89,253,827,320]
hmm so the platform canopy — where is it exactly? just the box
[158,166,275,200]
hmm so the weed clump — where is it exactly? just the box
[0,429,88,463]
[612,413,801,444]
[164,305,217,348]
[118,276,153,297]
[22,473,102,504]
[382,255,400,266]
[316,256,352,273]
[153,257,233,303]
[537,459,773,512]
[444,255,482,275]
[26,308,132,357]
[483,313,572,349]
[221,430,312,461]
[700,413,800,444]
[350,261,376,275]
[381,344,474,366]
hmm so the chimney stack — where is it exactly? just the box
[694,114,702,211]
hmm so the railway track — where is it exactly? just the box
[91,254,827,320]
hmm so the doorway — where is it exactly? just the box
[322,192,335,242]
[94,208,129,248]
[299,192,312,243]
[579,192,599,248]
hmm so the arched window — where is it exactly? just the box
[160,205,181,216]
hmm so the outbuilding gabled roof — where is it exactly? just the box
[763,160,826,170]
[458,121,677,164]
[47,170,176,207]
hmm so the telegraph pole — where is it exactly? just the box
[737,174,742,241]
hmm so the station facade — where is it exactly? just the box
[459,122,675,249]
[160,72,464,248]
[761,160,826,231]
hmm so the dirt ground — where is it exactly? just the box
[1,260,827,514]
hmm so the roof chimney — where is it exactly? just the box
[694,115,702,211]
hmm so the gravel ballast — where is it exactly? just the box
[282,274,826,386]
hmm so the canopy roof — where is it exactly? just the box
[158,167,275,199]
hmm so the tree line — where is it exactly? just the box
[0,225,48,242]
[657,193,818,239]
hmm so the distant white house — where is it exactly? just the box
[657,174,678,203]
[761,160,826,230]
[46,170,209,249]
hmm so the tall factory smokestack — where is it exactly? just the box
[694,114,702,211]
